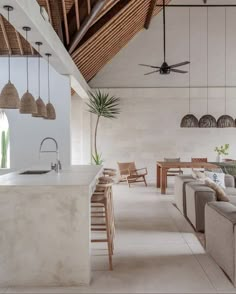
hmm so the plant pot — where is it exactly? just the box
[216,154,222,163]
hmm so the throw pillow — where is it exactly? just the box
[192,170,206,181]
[205,178,229,202]
[204,171,225,189]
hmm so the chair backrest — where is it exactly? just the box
[117,162,136,175]
[164,158,181,162]
[191,157,208,163]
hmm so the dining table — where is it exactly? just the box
[156,161,218,194]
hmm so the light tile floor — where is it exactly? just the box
[3,183,236,293]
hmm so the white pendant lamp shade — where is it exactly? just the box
[20,26,37,114]
[44,53,56,120]
[32,42,47,118]
[0,6,20,109]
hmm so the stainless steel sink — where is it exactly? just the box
[19,170,51,175]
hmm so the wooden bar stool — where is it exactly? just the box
[91,180,115,270]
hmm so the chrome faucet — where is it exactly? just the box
[39,137,62,173]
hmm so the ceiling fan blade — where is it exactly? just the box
[139,64,160,69]
[169,61,190,68]
[144,70,160,75]
[170,68,188,74]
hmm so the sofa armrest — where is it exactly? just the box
[205,201,236,286]
[225,174,235,188]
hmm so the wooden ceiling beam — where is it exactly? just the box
[45,0,53,24]
[15,31,24,55]
[75,0,80,30]
[87,0,91,15]
[68,0,107,54]
[62,0,70,44]
[72,0,137,62]
[75,0,149,72]
[0,15,12,55]
[144,0,157,29]
[50,0,64,43]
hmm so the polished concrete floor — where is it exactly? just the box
[2,183,236,293]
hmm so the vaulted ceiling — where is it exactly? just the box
[0,0,169,82]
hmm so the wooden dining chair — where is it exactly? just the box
[117,162,148,187]
[191,157,208,172]
[164,158,183,177]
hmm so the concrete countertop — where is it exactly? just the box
[0,165,102,186]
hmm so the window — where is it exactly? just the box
[0,111,10,168]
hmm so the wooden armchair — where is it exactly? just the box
[117,162,148,187]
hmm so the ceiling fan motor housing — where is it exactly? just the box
[160,62,171,74]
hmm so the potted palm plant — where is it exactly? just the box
[86,90,120,165]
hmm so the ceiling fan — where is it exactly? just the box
[140,0,190,75]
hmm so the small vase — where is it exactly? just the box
[216,154,222,163]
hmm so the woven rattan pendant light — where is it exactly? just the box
[32,42,47,118]
[44,53,56,120]
[0,6,20,109]
[181,8,198,128]
[20,27,37,114]
[199,7,217,128]
[217,8,235,128]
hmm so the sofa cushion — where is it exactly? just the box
[205,171,225,189]
[205,178,229,202]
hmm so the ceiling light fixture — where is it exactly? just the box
[199,7,217,128]
[181,8,198,128]
[217,8,235,128]
[32,42,47,118]
[20,26,37,114]
[0,5,20,109]
[44,53,56,120]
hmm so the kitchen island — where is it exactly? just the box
[0,165,102,287]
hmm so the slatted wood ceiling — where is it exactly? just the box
[72,0,170,81]
[0,0,167,83]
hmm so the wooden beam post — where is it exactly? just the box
[144,0,157,29]
[68,0,107,54]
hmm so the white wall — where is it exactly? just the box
[0,57,71,172]
[71,94,92,165]
[82,0,236,181]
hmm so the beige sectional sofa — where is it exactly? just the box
[205,202,236,287]
[175,174,236,232]
[175,174,236,287]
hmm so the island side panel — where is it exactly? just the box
[0,185,91,286]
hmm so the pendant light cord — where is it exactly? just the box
[26,30,29,91]
[38,44,41,98]
[188,7,191,114]
[206,7,209,114]
[47,55,50,103]
[225,7,227,114]
[7,9,10,82]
